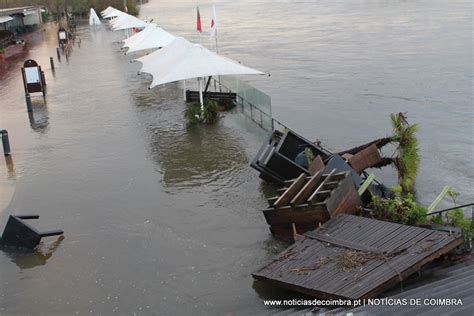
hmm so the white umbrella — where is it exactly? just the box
[89,8,101,26]
[135,37,265,109]
[124,25,175,54]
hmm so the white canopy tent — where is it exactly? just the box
[101,6,115,15]
[122,25,153,48]
[135,37,265,109]
[0,16,14,24]
[111,14,147,31]
[89,8,101,26]
[123,25,175,54]
[102,8,124,19]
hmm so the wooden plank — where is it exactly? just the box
[308,169,337,205]
[274,173,307,208]
[284,172,346,185]
[320,174,353,209]
[328,185,361,217]
[263,205,329,226]
[311,190,331,201]
[259,237,318,277]
[347,144,381,174]
[308,155,325,175]
[276,187,289,194]
[267,196,278,207]
[323,181,339,190]
[290,170,324,206]
[305,231,385,254]
[341,153,353,161]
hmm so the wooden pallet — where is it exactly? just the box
[263,171,361,237]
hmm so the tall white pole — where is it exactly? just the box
[198,77,204,113]
[215,29,221,92]
[214,29,219,53]
[183,80,187,101]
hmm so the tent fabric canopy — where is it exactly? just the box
[135,37,265,89]
[111,14,147,31]
[0,16,14,24]
[89,8,101,26]
[101,6,114,15]
[122,24,155,47]
[102,8,124,19]
[124,25,175,54]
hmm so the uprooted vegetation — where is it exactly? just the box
[368,186,473,241]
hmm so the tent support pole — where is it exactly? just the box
[198,78,204,113]
[204,76,212,93]
[183,80,187,101]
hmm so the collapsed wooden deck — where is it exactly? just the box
[263,170,361,237]
[253,215,464,300]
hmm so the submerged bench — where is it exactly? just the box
[0,215,63,250]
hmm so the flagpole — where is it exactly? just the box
[210,4,221,92]
[215,28,221,92]
[197,3,203,113]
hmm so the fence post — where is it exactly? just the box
[25,93,33,112]
[1,130,11,155]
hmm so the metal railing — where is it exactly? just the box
[212,77,289,132]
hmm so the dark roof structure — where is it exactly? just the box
[345,258,474,315]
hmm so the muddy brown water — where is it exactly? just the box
[0,0,472,314]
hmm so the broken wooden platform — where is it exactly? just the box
[253,214,464,300]
[263,170,361,237]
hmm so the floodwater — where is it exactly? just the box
[0,0,472,314]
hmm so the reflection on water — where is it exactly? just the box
[4,156,15,180]
[1,236,63,270]
[28,105,50,133]
[150,122,248,188]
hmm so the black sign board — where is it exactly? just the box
[21,59,46,96]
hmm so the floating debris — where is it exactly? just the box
[263,168,362,238]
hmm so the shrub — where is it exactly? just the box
[447,208,473,240]
[369,186,428,226]
[184,99,219,125]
